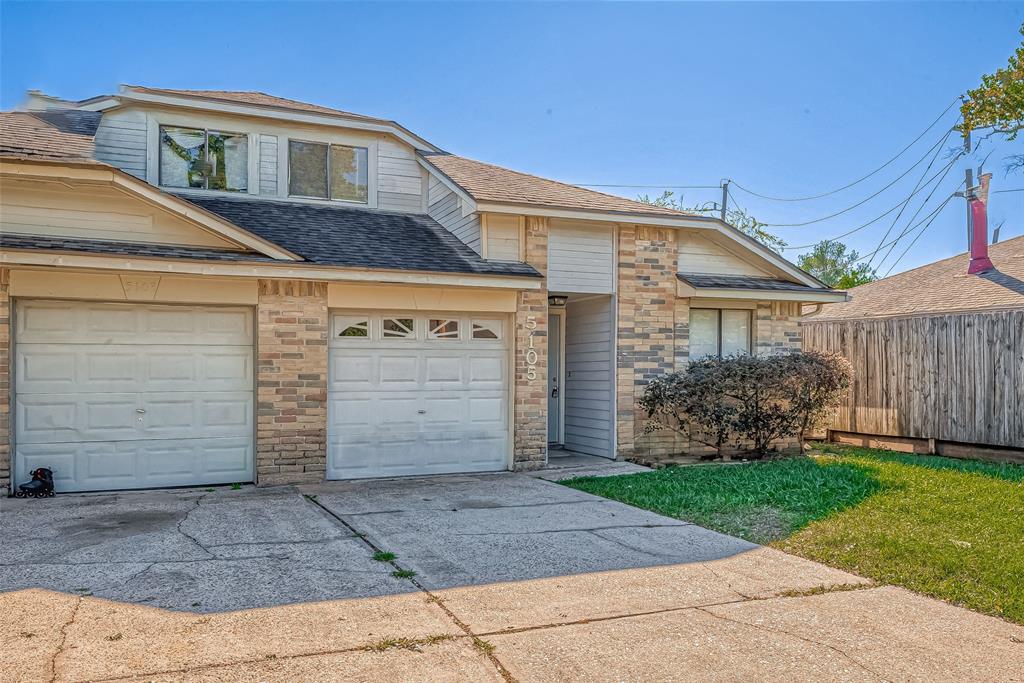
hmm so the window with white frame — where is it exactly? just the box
[471,320,502,340]
[288,140,368,203]
[337,316,369,338]
[428,318,460,340]
[689,309,751,358]
[159,126,248,192]
[382,318,415,339]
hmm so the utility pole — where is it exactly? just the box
[720,180,730,222]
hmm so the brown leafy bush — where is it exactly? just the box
[639,351,852,459]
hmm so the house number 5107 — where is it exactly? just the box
[525,315,538,380]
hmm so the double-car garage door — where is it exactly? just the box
[12,301,509,492]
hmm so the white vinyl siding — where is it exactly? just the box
[428,176,481,253]
[377,140,422,211]
[14,301,255,492]
[258,134,278,195]
[677,232,770,277]
[485,214,521,261]
[93,110,148,179]
[547,219,615,293]
[563,296,615,457]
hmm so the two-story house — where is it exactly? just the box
[0,86,845,494]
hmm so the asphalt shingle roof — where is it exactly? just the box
[810,234,1024,320]
[29,109,103,136]
[0,234,273,262]
[420,152,694,217]
[176,193,541,278]
[0,111,98,162]
[678,273,824,292]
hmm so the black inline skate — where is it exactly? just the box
[15,468,55,498]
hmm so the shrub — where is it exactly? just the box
[640,351,851,459]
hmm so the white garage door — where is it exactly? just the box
[14,300,254,492]
[328,312,509,479]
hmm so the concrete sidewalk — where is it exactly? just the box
[2,463,1022,681]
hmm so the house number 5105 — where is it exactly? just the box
[525,315,538,380]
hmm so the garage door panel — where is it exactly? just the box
[17,301,253,346]
[14,301,255,492]
[328,312,509,480]
[18,345,252,394]
[15,437,253,492]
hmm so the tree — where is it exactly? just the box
[797,240,877,289]
[637,190,787,253]
[960,23,1023,173]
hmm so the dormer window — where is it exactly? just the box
[288,140,368,203]
[159,126,248,192]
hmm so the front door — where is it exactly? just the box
[548,310,562,446]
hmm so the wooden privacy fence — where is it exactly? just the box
[801,308,1024,450]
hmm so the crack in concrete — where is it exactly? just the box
[694,606,893,683]
[302,495,519,683]
[448,523,690,537]
[174,493,215,560]
[336,497,606,517]
[49,594,83,683]
[701,563,755,601]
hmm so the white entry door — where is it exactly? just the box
[14,300,254,492]
[328,312,509,479]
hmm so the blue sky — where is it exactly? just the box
[2,1,1021,274]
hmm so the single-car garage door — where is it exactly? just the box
[328,312,509,479]
[14,300,254,492]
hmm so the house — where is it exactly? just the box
[0,85,845,493]
[802,234,1024,461]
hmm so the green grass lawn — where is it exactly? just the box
[564,444,1024,624]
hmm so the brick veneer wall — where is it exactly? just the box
[755,301,802,355]
[616,226,681,459]
[0,269,9,494]
[256,279,328,485]
[513,216,549,470]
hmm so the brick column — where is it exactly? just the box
[512,216,548,470]
[256,280,328,485]
[616,226,680,460]
[0,268,9,494]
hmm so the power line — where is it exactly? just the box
[993,188,1024,193]
[729,98,961,202]
[850,193,958,265]
[762,131,958,227]
[873,164,963,271]
[867,127,957,268]
[882,196,957,277]
[780,153,963,249]
[571,183,721,189]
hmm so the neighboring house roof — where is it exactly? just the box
[678,273,828,292]
[177,193,541,278]
[0,111,99,162]
[810,234,1024,320]
[0,234,276,262]
[120,86,386,124]
[419,152,691,217]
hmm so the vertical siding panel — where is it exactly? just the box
[562,296,615,457]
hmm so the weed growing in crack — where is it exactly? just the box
[364,635,454,653]
[372,551,396,562]
[230,483,242,491]
[105,633,123,642]
[392,569,417,579]
[776,582,873,598]
[472,638,496,655]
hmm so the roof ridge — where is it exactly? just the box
[422,151,694,217]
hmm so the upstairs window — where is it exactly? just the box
[689,309,751,359]
[160,126,248,192]
[288,140,368,203]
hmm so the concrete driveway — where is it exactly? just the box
[2,465,1022,682]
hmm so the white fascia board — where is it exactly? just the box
[691,287,848,303]
[110,91,441,153]
[475,201,824,288]
[0,250,542,290]
[414,156,478,213]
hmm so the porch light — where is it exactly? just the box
[548,295,568,307]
